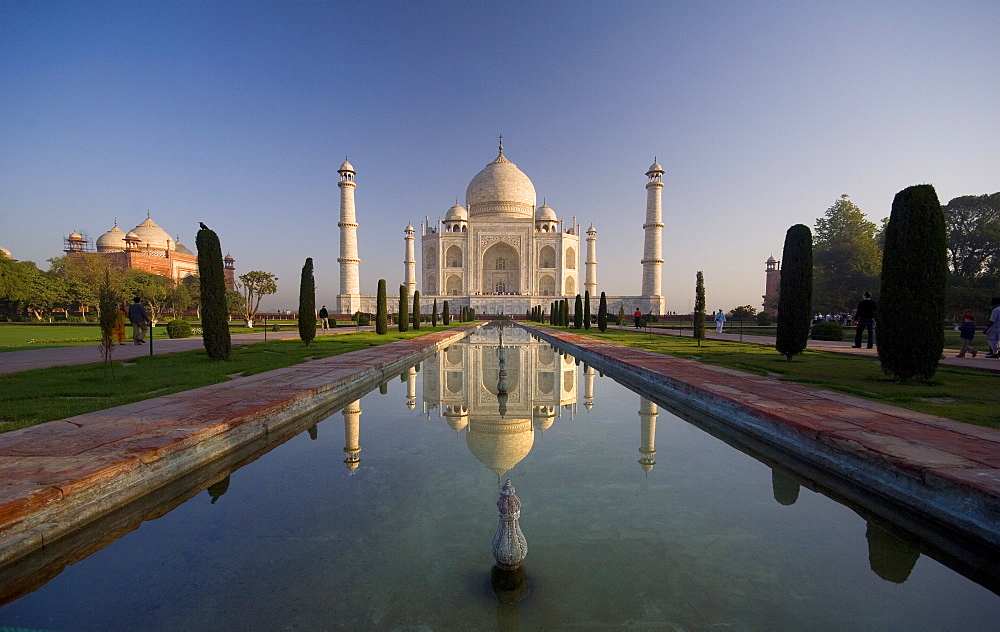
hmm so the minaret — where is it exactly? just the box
[585,225,597,298]
[342,399,362,471]
[337,159,361,315]
[641,159,665,313]
[404,225,416,299]
[638,397,658,472]
[763,256,781,316]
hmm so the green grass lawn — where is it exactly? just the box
[0,327,456,432]
[543,326,1000,429]
[0,322,364,352]
[646,322,971,349]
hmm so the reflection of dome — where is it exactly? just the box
[96,224,126,252]
[535,203,557,222]
[129,215,173,250]
[466,418,534,479]
[445,203,468,221]
[466,152,536,219]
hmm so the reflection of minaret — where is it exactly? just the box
[771,469,800,506]
[585,225,597,298]
[866,521,920,584]
[638,397,657,472]
[404,224,416,299]
[583,365,595,409]
[342,399,362,471]
[406,367,417,409]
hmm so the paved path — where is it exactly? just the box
[616,324,1000,373]
[0,326,375,374]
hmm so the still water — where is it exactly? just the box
[0,325,997,629]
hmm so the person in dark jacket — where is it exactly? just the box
[127,297,150,345]
[319,305,329,331]
[955,313,977,358]
[852,292,876,348]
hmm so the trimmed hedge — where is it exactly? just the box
[166,319,193,339]
[810,321,843,341]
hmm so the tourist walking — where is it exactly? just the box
[319,305,329,331]
[634,308,642,328]
[955,314,978,358]
[715,309,725,333]
[111,304,127,345]
[852,292,877,349]
[986,297,1000,359]
[127,297,150,345]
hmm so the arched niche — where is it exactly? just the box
[539,245,555,268]
[565,246,576,269]
[446,245,463,268]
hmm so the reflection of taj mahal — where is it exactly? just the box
[339,326,660,478]
[335,140,666,317]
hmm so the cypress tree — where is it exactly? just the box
[550,302,555,324]
[398,285,409,332]
[584,290,591,329]
[562,299,569,326]
[598,291,608,332]
[442,299,450,325]
[878,185,948,380]
[432,298,438,327]
[775,224,813,361]
[412,291,420,330]
[376,279,388,334]
[574,294,583,328]
[196,226,231,360]
[694,271,706,346]
[298,257,316,347]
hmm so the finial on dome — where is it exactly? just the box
[499,135,503,156]
[147,210,151,219]
[113,218,117,227]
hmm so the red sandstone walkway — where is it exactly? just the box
[0,326,374,374]
[524,324,1000,552]
[0,325,478,573]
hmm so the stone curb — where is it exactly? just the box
[522,325,1000,554]
[0,325,482,568]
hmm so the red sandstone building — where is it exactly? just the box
[64,213,235,289]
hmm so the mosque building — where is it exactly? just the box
[335,140,666,317]
[63,213,236,289]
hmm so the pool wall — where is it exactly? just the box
[0,325,483,570]
[521,325,1000,558]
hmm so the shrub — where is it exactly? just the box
[810,321,843,341]
[756,311,773,326]
[166,319,193,338]
[357,312,371,326]
[878,185,948,380]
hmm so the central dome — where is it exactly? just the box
[465,152,536,219]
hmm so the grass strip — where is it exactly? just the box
[0,328,457,433]
[541,326,1000,429]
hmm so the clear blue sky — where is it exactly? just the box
[2,1,997,313]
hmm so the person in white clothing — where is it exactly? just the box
[715,309,726,334]
[986,297,1000,358]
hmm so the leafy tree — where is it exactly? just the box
[0,255,37,319]
[47,253,109,320]
[376,279,388,334]
[432,298,438,327]
[731,305,757,320]
[236,270,278,327]
[776,224,813,361]
[574,294,583,328]
[412,291,420,330]
[181,274,202,316]
[23,268,67,321]
[123,270,172,325]
[694,271,706,345]
[298,257,316,347]
[442,299,450,326]
[942,193,1000,315]
[813,195,881,313]
[878,185,948,381]
[165,281,191,318]
[196,226,231,360]
[225,290,242,318]
[618,304,626,327]
[584,290,591,329]
[598,292,608,332]
[398,285,409,332]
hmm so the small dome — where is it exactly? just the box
[445,203,468,221]
[68,232,83,241]
[130,215,173,250]
[535,203,557,222]
[224,253,234,261]
[766,255,777,264]
[0,246,11,259]
[125,231,140,240]
[174,242,194,255]
[339,159,355,173]
[96,225,126,252]
[405,224,415,233]
[587,224,597,234]
[646,160,664,175]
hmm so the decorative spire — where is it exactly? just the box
[147,210,151,219]
[499,135,503,156]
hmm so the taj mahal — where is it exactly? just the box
[335,139,666,317]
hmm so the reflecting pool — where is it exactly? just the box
[0,325,998,629]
